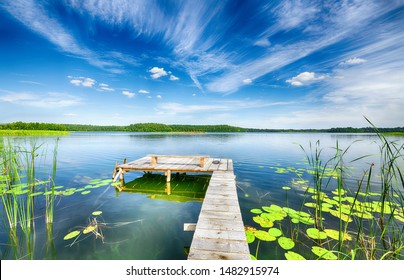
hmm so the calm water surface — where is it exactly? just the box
[1,132,402,259]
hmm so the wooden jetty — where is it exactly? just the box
[112,155,250,260]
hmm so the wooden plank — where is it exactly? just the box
[189,170,250,260]
[188,249,251,260]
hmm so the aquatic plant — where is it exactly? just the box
[247,123,404,260]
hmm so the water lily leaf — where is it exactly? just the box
[332,189,346,196]
[261,212,286,222]
[278,237,295,250]
[253,216,274,228]
[30,192,44,197]
[306,228,327,240]
[352,211,373,219]
[329,210,352,223]
[258,165,265,168]
[324,229,352,241]
[394,215,404,222]
[268,228,282,237]
[62,191,75,196]
[282,186,291,190]
[304,202,317,208]
[83,225,96,234]
[291,218,300,224]
[81,190,91,195]
[63,230,80,240]
[275,167,288,173]
[285,251,306,260]
[246,230,255,243]
[251,208,263,214]
[283,207,298,215]
[89,179,102,184]
[311,246,337,260]
[92,211,103,216]
[254,230,276,241]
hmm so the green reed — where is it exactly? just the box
[247,122,403,260]
[0,138,59,259]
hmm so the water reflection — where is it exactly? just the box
[118,173,210,203]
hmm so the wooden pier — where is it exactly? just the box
[113,155,250,260]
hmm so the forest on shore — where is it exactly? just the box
[1,121,404,133]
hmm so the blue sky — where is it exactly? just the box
[1,0,404,129]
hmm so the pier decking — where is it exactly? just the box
[113,155,250,260]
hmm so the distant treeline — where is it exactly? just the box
[1,121,404,133]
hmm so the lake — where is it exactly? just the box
[1,132,403,260]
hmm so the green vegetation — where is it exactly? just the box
[2,121,404,133]
[247,124,404,260]
[0,130,70,136]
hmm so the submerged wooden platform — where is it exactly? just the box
[112,155,250,260]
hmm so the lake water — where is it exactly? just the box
[1,132,403,260]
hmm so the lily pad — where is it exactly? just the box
[306,228,327,240]
[352,211,373,219]
[253,230,276,241]
[324,229,352,241]
[250,208,263,214]
[329,210,352,223]
[253,216,274,228]
[278,237,295,250]
[261,212,286,222]
[81,190,91,195]
[83,225,96,234]
[63,230,80,240]
[92,211,103,216]
[268,228,282,237]
[245,230,255,243]
[311,246,337,260]
[394,214,404,222]
[285,251,306,260]
[282,186,291,190]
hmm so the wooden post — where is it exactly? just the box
[151,156,157,166]
[123,158,127,164]
[166,169,171,182]
[200,157,205,168]
[165,182,171,195]
[119,168,124,181]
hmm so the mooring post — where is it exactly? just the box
[166,169,171,182]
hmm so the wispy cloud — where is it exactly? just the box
[138,89,149,94]
[2,0,126,73]
[70,77,96,87]
[0,89,82,107]
[156,99,292,115]
[340,57,367,66]
[169,75,179,81]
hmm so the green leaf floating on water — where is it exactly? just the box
[83,225,96,234]
[253,216,274,228]
[81,190,91,195]
[306,228,327,240]
[63,230,80,240]
[253,230,276,241]
[92,211,103,216]
[285,251,306,260]
[311,246,338,260]
[250,208,263,214]
[282,186,291,190]
[324,229,352,241]
[245,230,255,243]
[268,228,282,237]
[278,237,295,250]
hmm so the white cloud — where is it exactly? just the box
[156,95,162,99]
[138,89,150,94]
[243,78,252,85]
[149,67,168,79]
[122,90,136,98]
[340,57,367,66]
[254,38,271,47]
[169,74,179,81]
[69,76,96,87]
[99,83,109,87]
[286,72,327,86]
[98,86,114,92]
